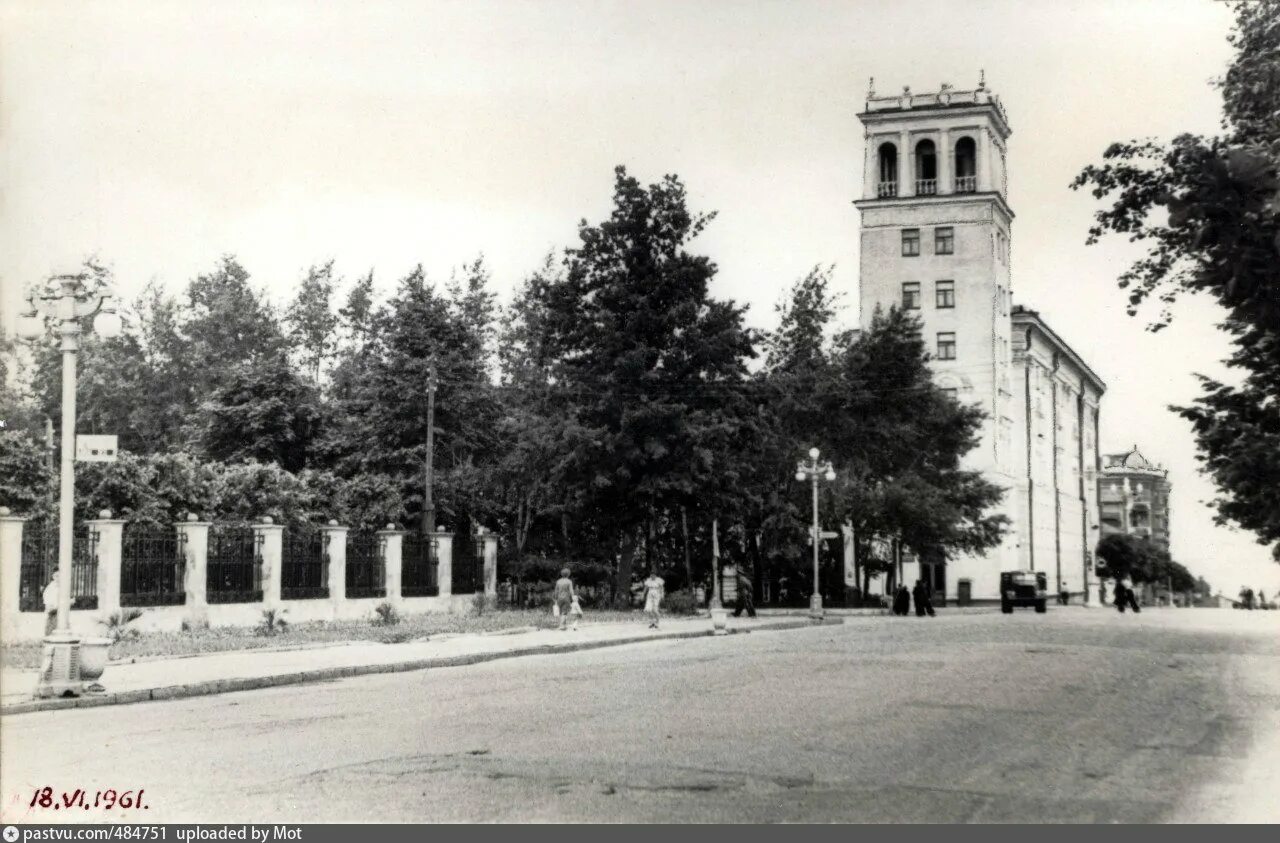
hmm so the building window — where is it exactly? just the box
[936,280,955,309]
[902,282,921,310]
[877,142,898,198]
[902,228,920,256]
[915,139,937,195]
[954,137,977,192]
[935,227,954,255]
[942,387,958,400]
[936,332,956,360]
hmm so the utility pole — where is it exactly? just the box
[422,365,438,536]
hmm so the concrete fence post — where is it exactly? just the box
[378,525,404,605]
[434,531,454,598]
[0,509,26,642]
[253,517,285,610]
[320,521,348,605]
[175,515,212,629]
[85,512,125,620]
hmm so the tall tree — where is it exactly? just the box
[1072,0,1280,560]
[532,166,758,592]
[285,262,340,384]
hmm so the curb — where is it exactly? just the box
[0,618,842,716]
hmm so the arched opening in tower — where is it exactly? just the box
[915,139,937,195]
[955,136,977,192]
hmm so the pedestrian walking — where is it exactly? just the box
[732,566,756,618]
[893,584,910,616]
[569,593,584,631]
[42,570,59,636]
[553,568,574,631]
[642,571,665,628]
[1118,576,1140,613]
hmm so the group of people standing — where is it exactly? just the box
[891,580,936,617]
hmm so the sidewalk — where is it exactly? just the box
[0,615,840,716]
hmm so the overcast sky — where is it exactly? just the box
[3,0,1276,595]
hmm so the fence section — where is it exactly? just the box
[207,525,263,604]
[121,525,186,607]
[346,531,386,598]
[282,525,329,600]
[452,533,481,595]
[18,523,99,612]
[401,533,438,597]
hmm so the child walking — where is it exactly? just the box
[569,593,583,631]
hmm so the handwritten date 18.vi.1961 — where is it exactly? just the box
[28,787,148,811]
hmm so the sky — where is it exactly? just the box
[2,0,1276,596]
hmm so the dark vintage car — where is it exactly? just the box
[1000,570,1048,614]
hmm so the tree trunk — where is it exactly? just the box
[644,510,653,576]
[681,507,692,591]
[615,530,637,600]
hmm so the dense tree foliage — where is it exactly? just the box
[1095,533,1196,592]
[1073,0,1280,560]
[2,165,1011,597]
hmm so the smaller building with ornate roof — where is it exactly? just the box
[1098,445,1171,548]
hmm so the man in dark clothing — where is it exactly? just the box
[912,580,935,617]
[893,584,911,616]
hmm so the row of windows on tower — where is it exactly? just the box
[877,137,977,197]
[902,280,955,310]
[902,227,952,256]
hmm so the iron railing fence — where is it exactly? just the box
[401,533,438,597]
[451,535,482,595]
[346,531,386,598]
[18,522,99,611]
[282,525,329,600]
[206,525,263,604]
[121,525,186,607]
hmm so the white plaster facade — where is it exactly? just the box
[853,81,1104,603]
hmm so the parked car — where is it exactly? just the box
[1000,570,1048,614]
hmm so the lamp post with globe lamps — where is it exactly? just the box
[796,447,836,622]
[16,273,122,698]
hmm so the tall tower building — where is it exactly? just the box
[853,78,1019,599]
[851,77,1108,604]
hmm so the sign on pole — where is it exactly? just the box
[75,434,119,463]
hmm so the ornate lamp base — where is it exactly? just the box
[35,632,83,699]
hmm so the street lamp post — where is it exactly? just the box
[796,447,836,622]
[422,365,438,536]
[17,274,121,698]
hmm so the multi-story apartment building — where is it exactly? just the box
[852,78,1105,603]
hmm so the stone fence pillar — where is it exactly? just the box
[253,518,284,610]
[321,521,348,604]
[175,515,211,629]
[0,509,26,642]
[378,525,404,604]
[433,531,454,598]
[85,512,126,619]
[482,532,498,601]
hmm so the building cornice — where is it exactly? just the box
[1011,306,1106,394]
[853,191,1015,222]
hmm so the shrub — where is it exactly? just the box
[257,607,289,636]
[373,602,400,627]
[663,589,699,615]
[100,609,145,643]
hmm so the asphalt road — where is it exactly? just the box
[2,607,1278,823]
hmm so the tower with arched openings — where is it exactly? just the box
[851,77,1105,606]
